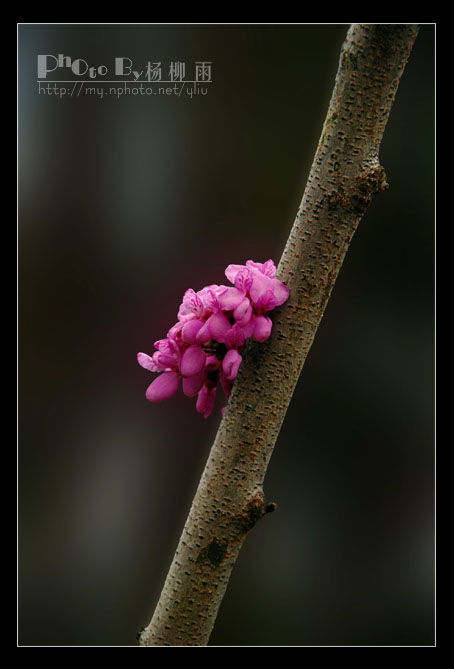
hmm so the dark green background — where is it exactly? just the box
[18,23,435,646]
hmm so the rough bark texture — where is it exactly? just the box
[140,24,419,646]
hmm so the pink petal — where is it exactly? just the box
[218,286,245,311]
[178,288,204,320]
[233,267,253,293]
[166,322,186,348]
[204,355,220,371]
[182,368,205,397]
[137,352,159,372]
[181,318,204,344]
[219,370,233,398]
[249,273,289,308]
[198,285,224,312]
[255,289,277,312]
[246,259,277,277]
[249,271,273,305]
[145,371,180,402]
[222,348,242,381]
[196,318,214,344]
[253,315,272,342]
[239,314,256,339]
[235,302,253,328]
[179,344,206,376]
[154,337,179,355]
[261,259,277,277]
[209,312,232,343]
[196,385,216,418]
[224,323,245,349]
[233,296,251,321]
[225,263,247,285]
[271,278,289,306]
[154,352,178,369]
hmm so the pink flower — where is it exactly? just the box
[222,349,242,381]
[224,322,245,349]
[253,315,272,342]
[225,259,289,311]
[138,258,289,418]
[145,370,180,402]
[196,384,216,419]
[249,272,288,309]
[246,259,277,277]
[182,368,205,397]
[179,344,206,377]
[196,312,231,344]
[137,352,159,372]
[177,288,204,320]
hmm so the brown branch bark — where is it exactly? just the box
[139,24,419,646]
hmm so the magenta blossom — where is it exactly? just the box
[138,259,289,418]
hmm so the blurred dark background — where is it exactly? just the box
[18,24,435,646]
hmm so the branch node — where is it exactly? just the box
[235,493,266,533]
[357,163,388,195]
[265,501,278,514]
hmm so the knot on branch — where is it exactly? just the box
[234,493,277,533]
[328,163,388,215]
[353,163,388,214]
[357,163,388,196]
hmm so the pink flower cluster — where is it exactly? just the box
[137,259,289,418]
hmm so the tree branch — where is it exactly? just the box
[139,23,419,646]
